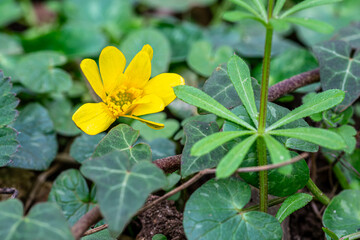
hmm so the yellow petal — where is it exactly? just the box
[80,59,106,101]
[124,115,164,129]
[143,73,185,106]
[123,51,151,89]
[141,44,153,61]
[99,46,126,94]
[131,94,165,116]
[72,102,116,135]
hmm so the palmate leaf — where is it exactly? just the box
[81,151,166,237]
[191,130,255,156]
[263,134,292,174]
[174,85,256,130]
[266,89,345,131]
[276,193,313,223]
[227,55,258,126]
[313,40,360,111]
[183,178,282,240]
[0,199,74,240]
[223,11,263,23]
[273,0,286,17]
[231,0,265,21]
[249,0,267,20]
[216,134,258,179]
[269,127,346,150]
[280,0,342,18]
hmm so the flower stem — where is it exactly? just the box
[306,178,330,205]
[257,0,275,213]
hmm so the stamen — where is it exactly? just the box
[105,87,143,118]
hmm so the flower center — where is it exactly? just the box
[105,87,143,118]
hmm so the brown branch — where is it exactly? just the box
[0,187,19,199]
[153,154,182,174]
[268,68,320,101]
[71,206,103,239]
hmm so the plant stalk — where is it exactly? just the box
[257,0,275,213]
[306,178,330,205]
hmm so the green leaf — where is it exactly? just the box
[223,11,262,23]
[81,151,166,237]
[276,193,313,223]
[216,134,258,179]
[48,169,97,226]
[183,178,283,240]
[160,22,204,63]
[181,121,228,177]
[93,124,151,166]
[187,40,233,77]
[273,0,286,17]
[70,133,105,164]
[120,29,171,76]
[139,0,216,12]
[17,51,72,94]
[281,0,342,18]
[0,33,22,55]
[267,89,345,131]
[147,138,176,161]
[269,127,346,150]
[0,72,19,166]
[231,0,265,21]
[174,85,256,130]
[323,190,360,239]
[131,113,179,141]
[191,131,254,156]
[9,103,57,170]
[283,17,334,33]
[263,134,292,174]
[329,125,357,154]
[313,40,360,111]
[336,22,360,49]
[322,228,340,240]
[23,24,107,58]
[249,0,267,20]
[228,55,258,126]
[46,97,81,136]
[0,199,74,240]
[0,0,21,27]
[63,0,133,28]
[152,234,167,240]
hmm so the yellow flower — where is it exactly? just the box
[72,45,185,135]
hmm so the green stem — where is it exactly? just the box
[306,179,330,205]
[257,0,275,213]
[257,137,268,212]
[241,196,287,213]
[211,0,232,25]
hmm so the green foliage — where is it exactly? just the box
[147,138,176,161]
[267,89,345,131]
[0,33,23,55]
[263,134,292,173]
[183,178,283,239]
[131,113,179,141]
[313,40,360,111]
[174,85,255,130]
[0,0,21,27]
[0,71,19,166]
[81,151,166,237]
[323,190,360,239]
[0,199,74,240]
[48,169,97,226]
[139,0,216,12]
[152,234,168,240]
[93,124,151,165]
[70,133,105,164]
[9,103,57,170]
[276,193,313,223]
[187,40,233,77]
[227,55,258,125]
[120,29,171,76]
[181,121,227,177]
[17,51,72,94]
